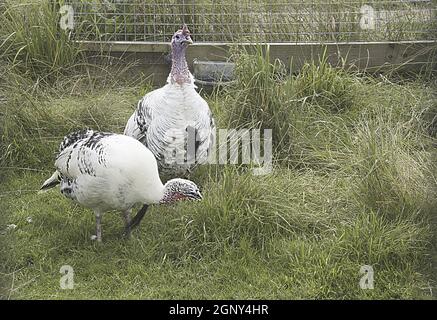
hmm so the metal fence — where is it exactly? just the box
[64,0,437,43]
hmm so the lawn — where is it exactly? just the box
[1,70,436,299]
[0,1,436,299]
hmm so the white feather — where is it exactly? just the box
[54,133,165,213]
[124,82,215,175]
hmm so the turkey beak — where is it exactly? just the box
[182,37,193,45]
[193,192,202,201]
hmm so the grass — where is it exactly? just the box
[0,165,435,299]
[1,66,436,299]
[1,0,437,300]
[0,0,86,81]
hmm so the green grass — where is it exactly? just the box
[1,67,436,299]
[0,165,434,299]
[0,0,86,81]
[1,0,437,300]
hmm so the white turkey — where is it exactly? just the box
[40,129,202,242]
[124,24,215,177]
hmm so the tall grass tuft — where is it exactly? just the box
[292,51,359,113]
[0,80,139,169]
[0,0,84,81]
[220,45,360,165]
[220,45,292,158]
[351,107,437,222]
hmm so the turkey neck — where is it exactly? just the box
[170,44,191,85]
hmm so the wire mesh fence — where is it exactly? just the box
[62,0,437,43]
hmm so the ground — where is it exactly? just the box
[0,73,436,299]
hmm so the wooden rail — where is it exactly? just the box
[82,40,437,85]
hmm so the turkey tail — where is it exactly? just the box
[123,113,136,137]
[40,171,61,191]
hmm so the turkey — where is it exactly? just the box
[124,24,215,177]
[40,129,202,242]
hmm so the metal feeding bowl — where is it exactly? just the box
[193,60,235,87]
